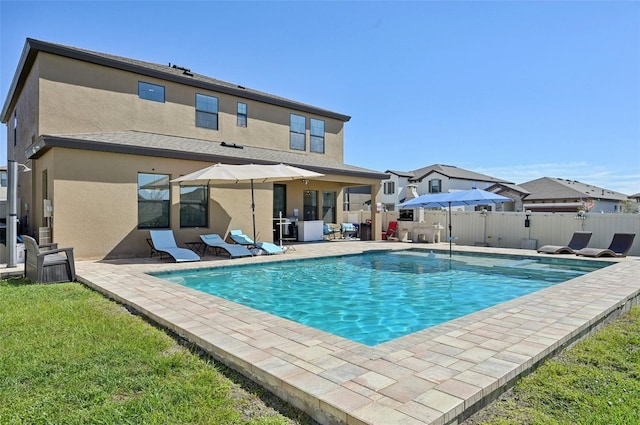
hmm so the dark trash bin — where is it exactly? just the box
[359,223,372,241]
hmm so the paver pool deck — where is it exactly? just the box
[36,241,640,424]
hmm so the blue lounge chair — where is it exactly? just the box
[149,230,200,262]
[323,223,340,240]
[200,234,252,258]
[228,230,284,255]
[537,231,592,254]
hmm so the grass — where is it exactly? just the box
[0,278,313,425]
[465,304,640,425]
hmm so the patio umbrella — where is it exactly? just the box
[171,163,324,244]
[398,188,511,257]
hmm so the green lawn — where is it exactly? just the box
[0,278,311,425]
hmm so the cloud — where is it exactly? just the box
[476,162,640,195]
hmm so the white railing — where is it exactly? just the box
[341,210,640,257]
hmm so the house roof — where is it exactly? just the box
[519,177,629,201]
[28,131,389,180]
[2,38,351,123]
[485,182,531,195]
[407,164,513,184]
[384,170,414,178]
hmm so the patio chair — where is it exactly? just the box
[340,223,357,239]
[323,223,340,240]
[575,233,636,258]
[200,234,252,258]
[537,231,592,254]
[386,221,398,239]
[228,230,284,255]
[148,230,200,262]
[22,235,75,283]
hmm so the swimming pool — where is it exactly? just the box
[154,249,610,346]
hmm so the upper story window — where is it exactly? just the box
[383,181,395,195]
[1,171,7,187]
[290,114,306,151]
[237,102,247,127]
[196,94,219,130]
[137,173,170,229]
[310,118,325,153]
[138,81,165,102]
[428,179,442,193]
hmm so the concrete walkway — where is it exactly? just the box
[5,241,639,425]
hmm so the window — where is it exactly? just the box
[237,102,247,127]
[290,114,306,150]
[429,179,442,193]
[196,94,219,130]
[138,81,165,102]
[0,171,7,187]
[138,173,170,229]
[303,190,318,220]
[322,191,336,223]
[180,185,208,228]
[383,181,395,195]
[310,118,325,153]
[273,184,286,218]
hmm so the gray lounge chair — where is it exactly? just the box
[575,233,636,258]
[537,231,592,254]
[200,234,252,258]
[149,230,200,262]
[22,235,75,283]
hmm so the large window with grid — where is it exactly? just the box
[180,185,208,228]
[383,181,395,194]
[138,173,170,228]
[310,118,325,153]
[196,94,219,130]
[138,81,165,102]
[429,179,442,193]
[290,114,306,151]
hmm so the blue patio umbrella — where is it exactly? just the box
[398,189,511,256]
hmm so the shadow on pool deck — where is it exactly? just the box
[57,242,640,424]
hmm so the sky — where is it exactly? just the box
[1,1,639,195]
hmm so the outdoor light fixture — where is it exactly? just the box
[524,210,531,228]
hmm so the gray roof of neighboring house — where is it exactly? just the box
[388,164,513,184]
[485,182,531,195]
[29,131,389,180]
[384,170,414,178]
[2,38,351,123]
[519,177,629,201]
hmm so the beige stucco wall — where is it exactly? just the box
[32,147,373,259]
[36,53,345,162]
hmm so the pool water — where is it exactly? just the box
[154,250,609,346]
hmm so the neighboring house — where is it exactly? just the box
[519,177,629,213]
[1,38,388,259]
[485,182,530,212]
[382,164,514,211]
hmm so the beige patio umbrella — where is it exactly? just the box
[171,163,324,243]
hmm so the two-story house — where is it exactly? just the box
[1,38,388,259]
[382,164,513,211]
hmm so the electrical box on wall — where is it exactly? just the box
[43,199,53,218]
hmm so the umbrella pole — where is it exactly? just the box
[448,202,452,258]
[251,179,257,245]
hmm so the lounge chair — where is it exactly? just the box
[323,223,340,240]
[228,230,284,255]
[22,235,76,283]
[200,234,252,258]
[575,233,636,258]
[340,223,357,239]
[149,230,200,262]
[537,231,592,254]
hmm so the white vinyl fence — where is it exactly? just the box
[342,210,640,257]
